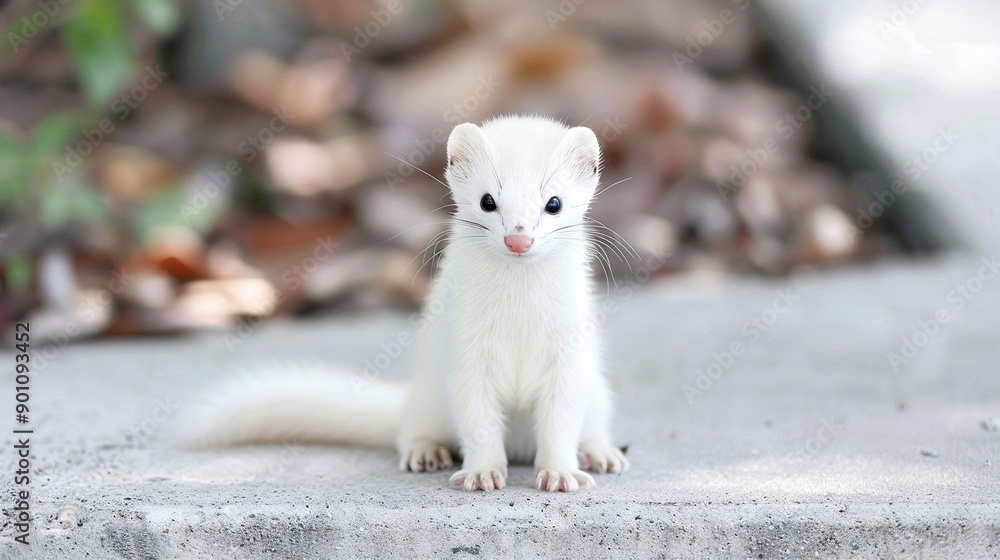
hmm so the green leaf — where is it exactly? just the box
[61,0,135,107]
[31,111,85,155]
[0,130,24,155]
[127,0,180,35]
[0,132,26,204]
[6,255,32,295]
[134,185,216,244]
[40,181,108,229]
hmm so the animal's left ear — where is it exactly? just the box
[552,126,602,183]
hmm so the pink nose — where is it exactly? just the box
[504,234,533,254]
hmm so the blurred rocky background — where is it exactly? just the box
[0,0,905,342]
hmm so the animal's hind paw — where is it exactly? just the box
[449,467,507,492]
[534,469,595,492]
[578,442,630,474]
[399,442,453,472]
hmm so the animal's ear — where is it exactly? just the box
[446,123,492,170]
[553,126,602,180]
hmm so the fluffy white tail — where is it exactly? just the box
[169,364,404,449]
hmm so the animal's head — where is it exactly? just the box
[444,118,601,261]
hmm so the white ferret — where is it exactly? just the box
[175,116,629,492]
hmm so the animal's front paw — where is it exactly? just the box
[449,466,507,492]
[534,469,595,492]
[578,443,630,474]
[399,442,453,472]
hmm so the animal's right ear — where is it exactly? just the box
[446,123,491,171]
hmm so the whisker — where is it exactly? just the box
[378,204,461,247]
[555,239,610,292]
[596,176,633,196]
[591,243,617,291]
[429,203,458,214]
[403,230,451,275]
[585,217,640,258]
[545,234,616,294]
[588,235,624,261]
[549,223,588,236]
[452,217,489,231]
[587,231,632,262]
[413,245,449,286]
[550,223,636,276]
[410,234,488,286]
[378,221,453,245]
[385,152,449,190]
[465,241,497,266]
[539,156,573,194]
[425,231,454,271]
[548,224,631,265]
[591,237,632,273]
[483,158,504,194]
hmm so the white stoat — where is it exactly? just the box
[174,115,629,492]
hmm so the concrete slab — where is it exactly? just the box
[2,255,999,558]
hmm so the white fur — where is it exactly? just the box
[169,363,404,449]
[174,116,629,492]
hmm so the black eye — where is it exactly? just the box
[544,196,562,214]
[480,193,497,212]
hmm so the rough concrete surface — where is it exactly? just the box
[1,255,999,559]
